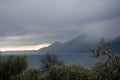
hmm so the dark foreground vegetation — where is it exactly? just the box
[0,39,120,80]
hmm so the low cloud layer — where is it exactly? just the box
[0,0,120,47]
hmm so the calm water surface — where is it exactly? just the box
[1,50,96,67]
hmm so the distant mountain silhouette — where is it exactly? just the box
[39,41,63,52]
[39,36,120,53]
[39,35,96,52]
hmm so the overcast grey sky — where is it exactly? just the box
[0,0,120,47]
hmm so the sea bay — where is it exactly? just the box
[1,50,96,67]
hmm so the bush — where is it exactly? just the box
[42,64,93,80]
[0,55,27,80]
[11,67,41,80]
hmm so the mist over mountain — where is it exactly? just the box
[39,41,63,52]
[39,35,120,53]
[39,35,97,53]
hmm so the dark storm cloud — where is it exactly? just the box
[0,0,120,46]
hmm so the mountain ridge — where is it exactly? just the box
[39,36,120,53]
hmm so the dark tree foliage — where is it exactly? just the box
[40,52,64,72]
[41,64,93,80]
[0,55,27,80]
[91,38,120,80]
[11,67,41,80]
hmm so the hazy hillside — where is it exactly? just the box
[39,36,120,53]
[39,36,97,52]
[39,41,63,52]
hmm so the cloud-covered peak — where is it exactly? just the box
[0,0,120,47]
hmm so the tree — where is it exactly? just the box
[40,65,62,80]
[40,52,64,72]
[0,55,27,80]
[91,39,120,80]
[61,64,92,80]
[11,67,41,80]
[42,64,93,80]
